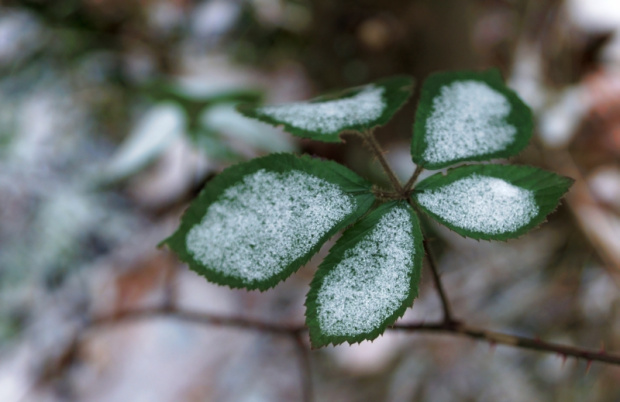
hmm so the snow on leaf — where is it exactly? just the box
[186,169,355,282]
[306,202,423,347]
[423,81,516,164]
[411,70,532,169]
[412,164,573,240]
[200,104,295,153]
[238,76,414,142]
[256,85,386,135]
[416,174,538,235]
[162,153,375,290]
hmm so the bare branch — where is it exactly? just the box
[391,321,620,366]
[87,307,306,335]
[80,307,620,366]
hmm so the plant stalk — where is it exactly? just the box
[361,130,404,193]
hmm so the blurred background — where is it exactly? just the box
[1,0,620,400]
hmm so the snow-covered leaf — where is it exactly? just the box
[306,202,423,347]
[238,76,413,142]
[411,69,533,169]
[144,82,262,135]
[200,103,295,153]
[412,164,573,240]
[162,153,375,290]
[103,103,184,180]
[146,82,262,110]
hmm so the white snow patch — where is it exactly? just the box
[257,85,386,134]
[186,169,355,282]
[423,80,517,164]
[104,103,184,179]
[417,174,538,235]
[316,206,415,336]
[200,104,294,152]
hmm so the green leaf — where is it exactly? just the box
[306,201,424,347]
[102,102,184,181]
[238,76,414,142]
[200,103,296,154]
[411,164,573,240]
[144,82,263,109]
[162,153,375,291]
[143,82,263,133]
[411,69,533,169]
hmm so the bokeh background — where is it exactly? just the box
[1,0,620,401]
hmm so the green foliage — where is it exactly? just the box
[162,153,374,291]
[306,202,423,347]
[103,85,293,182]
[412,164,573,240]
[144,83,263,134]
[238,76,414,142]
[411,69,533,169]
[163,70,572,347]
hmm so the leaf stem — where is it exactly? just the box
[423,240,456,325]
[361,130,403,193]
[404,164,424,192]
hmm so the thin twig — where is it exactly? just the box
[162,257,179,310]
[292,332,314,402]
[361,130,403,192]
[423,240,456,324]
[87,307,306,334]
[80,307,620,366]
[392,321,620,365]
[403,164,425,192]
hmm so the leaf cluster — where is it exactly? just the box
[162,69,573,347]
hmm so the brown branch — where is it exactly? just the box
[80,307,313,400]
[391,321,620,366]
[80,307,620,366]
[423,240,456,325]
[361,130,403,192]
[87,307,306,335]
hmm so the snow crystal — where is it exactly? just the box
[186,169,355,283]
[316,206,415,337]
[423,80,517,164]
[416,174,538,235]
[256,85,386,134]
